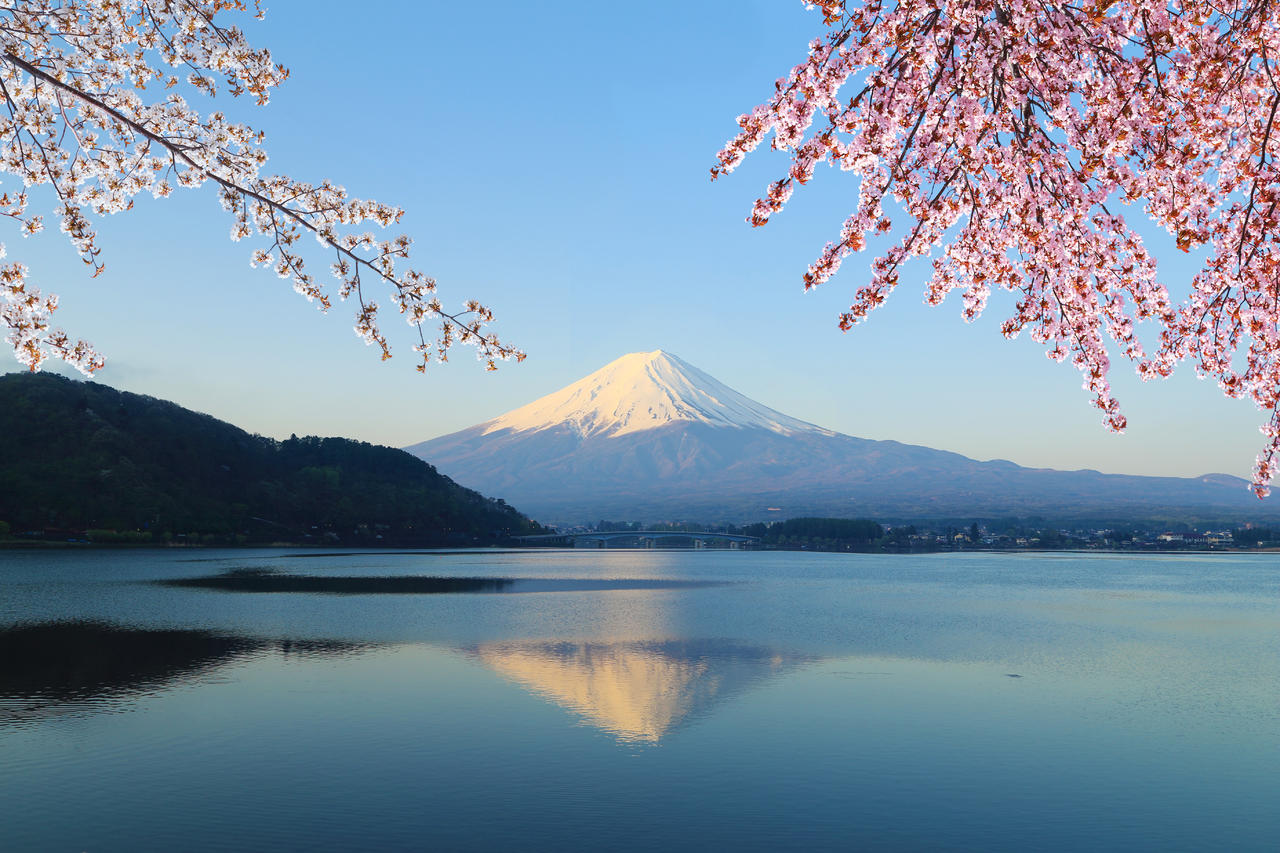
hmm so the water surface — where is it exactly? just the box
[1,549,1276,851]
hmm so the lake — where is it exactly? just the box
[1,548,1276,851]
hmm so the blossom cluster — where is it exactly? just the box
[716,0,1280,495]
[0,0,521,377]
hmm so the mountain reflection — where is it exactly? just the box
[0,621,367,726]
[468,639,812,744]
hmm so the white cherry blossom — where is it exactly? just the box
[0,0,521,376]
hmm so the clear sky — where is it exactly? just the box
[4,1,1269,482]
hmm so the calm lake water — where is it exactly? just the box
[1,548,1277,851]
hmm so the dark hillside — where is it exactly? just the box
[0,373,541,545]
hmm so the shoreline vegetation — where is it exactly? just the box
[560,517,1280,554]
[5,515,1279,554]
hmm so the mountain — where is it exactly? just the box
[407,350,1277,524]
[0,373,542,545]
[478,348,830,438]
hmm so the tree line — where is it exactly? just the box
[0,374,542,546]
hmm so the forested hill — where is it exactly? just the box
[0,373,543,546]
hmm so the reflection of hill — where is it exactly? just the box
[469,640,811,744]
[160,569,515,594]
[0,621,365,726]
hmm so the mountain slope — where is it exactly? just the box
[0,373,541,544]
[407,350,1274,524]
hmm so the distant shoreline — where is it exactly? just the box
[2,540,1278,556]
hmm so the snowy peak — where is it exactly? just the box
[409,350,1262,525]
[481,350,832,439]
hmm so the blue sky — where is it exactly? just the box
[5,1,1268,481]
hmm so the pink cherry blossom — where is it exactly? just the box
[716,0,1280,496]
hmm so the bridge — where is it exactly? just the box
[512,530,759,549]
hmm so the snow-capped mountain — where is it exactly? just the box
[479,350,830,439]
[407,350,1267,524]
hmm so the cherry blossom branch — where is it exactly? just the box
[0,1,521,376]
[718,0,1280,495]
